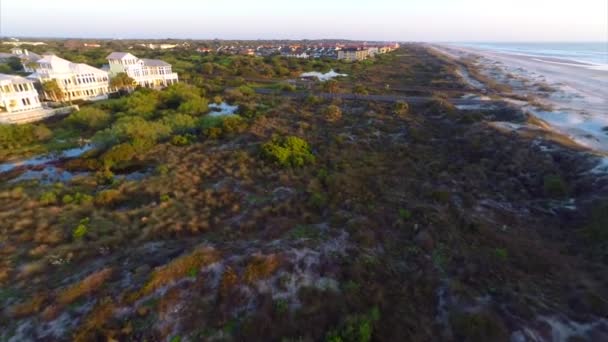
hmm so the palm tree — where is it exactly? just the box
[110,72,136,94]
[42,80,65,102]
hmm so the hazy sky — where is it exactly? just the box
[0,0,606,41]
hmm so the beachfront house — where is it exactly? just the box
[29,54,110,102]
[0,74,42,114]
[107,52,179,89]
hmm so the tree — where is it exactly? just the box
[42,80,65,102]
[110,72,136,93]
[7,57,23,72]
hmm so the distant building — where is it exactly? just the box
[0,74,42,114]
[2,41,47,47]
[338,48,369,61]
[107,52,179,88]
[138,43,178,50]
[30,54,110,101]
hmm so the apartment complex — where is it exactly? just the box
[338,48,370,62]
[107,52,179,88]
[30,54,110,101]
[0,74,42,113]
[337,44,400,61]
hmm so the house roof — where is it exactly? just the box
[0,73,34,84]
[36,54,107,75]
[141,58,170,67]
[106,52,135,60]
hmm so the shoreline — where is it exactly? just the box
[430,43,608,172]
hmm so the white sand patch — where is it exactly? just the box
[300,69,347,81]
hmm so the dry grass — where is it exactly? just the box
[244,253,282,284]
[141,247,219,297]
[57,267,114,305]
[73,300,116,342]
[9,294,47,318]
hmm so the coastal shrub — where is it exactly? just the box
[326,307,380,342]
[94,189,122,207]
[66,107,111,130]
[72,218,90,240]
[449,312,508,342]
[126,90,160,118]
[323,105,342,122]
[427,97,456,115]
[584,202,608,245]
[104,116,171,144]
[221,116,247,134]
[39,191,58,205]
[170,135,191,146]
[394,101,410,116]
[73,192,93,205]
[101,143,137,169]
[353,84,368,95]
[543,174,568,198]
[0,124,53,149]
[162,113,197,134]
[62,194,74,205]
[261,136,315,168]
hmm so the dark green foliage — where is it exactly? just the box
[543,174,568,198]
[261,136,315,168]
[325,307,380,342]
[584,202,608,247]
[449,312,507,342]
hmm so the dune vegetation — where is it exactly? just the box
[0,44,607,341]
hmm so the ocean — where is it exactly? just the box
[453,42,608,69]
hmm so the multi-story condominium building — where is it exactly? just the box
[107,52,178,88]
[30,54,110,101]
[337,48,370,62]
[0,74,42,114]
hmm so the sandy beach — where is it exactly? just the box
[433,44,608,157]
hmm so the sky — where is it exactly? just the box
[0,0,606,41]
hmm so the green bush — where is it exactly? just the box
[66,107,111,130]
[101,143,137,169]
[162,113,197,134]
[62,194,74,205]
[261,136,315,168]
[221,116,247,134]
[72,218,89,240]
[39,191,58,205]
[326,307,380,342]
[0,123,53,149]
[171,135,191,146]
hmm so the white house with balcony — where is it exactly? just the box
[0,74,42,114]
[107,52,178,89]
[29,54,110,102]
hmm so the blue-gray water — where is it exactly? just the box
[453,42,608,67]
